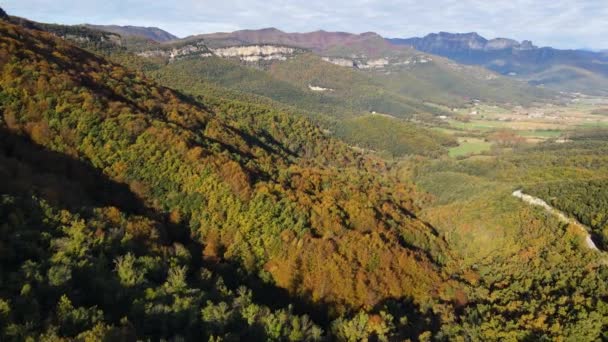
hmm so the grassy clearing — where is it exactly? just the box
[431,126,461,135]
[449,138,493,157]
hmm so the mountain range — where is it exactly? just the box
[95,23,608,96]
[89,23,608,96]
[28,16,608,96]
[15,15,553,143]
[4,6,608,340]
[186,27,402,57]
[390,32,608,95]
[12,11,607,97]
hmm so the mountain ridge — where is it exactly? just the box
[393,32,537,52]
[184,27,392,55]
[84,24,178,42]
[0,17,460,339]
[389,31,608,94]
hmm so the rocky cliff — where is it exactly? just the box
[138,42,301,63]
[322,55,432,70]
[212,45,297,62]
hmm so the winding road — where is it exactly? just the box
[512,190,599,251]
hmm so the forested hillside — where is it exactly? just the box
[0,17,465,340]
[0,130,325,340]
[528,179,608,246]
[5,6,608,341]
[411,131,608,340]
[146,55,457,157]
[521,131,608,247]
[147,54,447,120]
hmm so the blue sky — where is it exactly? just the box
[3,0,607,49]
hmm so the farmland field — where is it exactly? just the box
[448,137,493,157]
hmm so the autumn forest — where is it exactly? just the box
[2,5,608,341]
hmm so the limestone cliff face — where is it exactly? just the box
[137,42,212,60]
[308,84,333,92]
[321,57,355,67]
[357,58,389,69]
[322,55,433,69]
[138,42,299,63]
[212,45,297,62]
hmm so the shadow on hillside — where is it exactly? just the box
[0,127,144,214]
[372,297,442,340]
[0,128,320,312]
[0,128,443,337]
[201,259,331,324]
[204,259,442,339]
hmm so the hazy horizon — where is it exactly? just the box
[3,0,608,50]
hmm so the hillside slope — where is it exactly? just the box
[151,54,445,118]
[85,24,178,42]
[147,55,458,157]
[0,17,462,340]
[184,28,391,54]
[412,130,608,340]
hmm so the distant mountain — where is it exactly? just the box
[186,27,394,56]
[85,24,178,42]
[1,13,167,51]
[181,27,424,68]
[3,10,556,108]
[2,12,127,52]
[392,32,536,53]
[164,28,555,107]
[389,32,608,95]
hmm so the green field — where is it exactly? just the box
[517,129,562,138]
[448,138,493,157]
[448,120,508,131]
[579,121,608,128]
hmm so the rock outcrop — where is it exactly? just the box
[308,84,333,92]
[138,42,300,63]
[322,55,433,70]
[138,42,212,60]
[212,45,297,62]
[321,57,355,67]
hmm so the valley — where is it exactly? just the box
[513,190,599,251]
[427,97,608,158]
[2,4,608,341]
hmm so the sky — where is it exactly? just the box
[3,0,608,49]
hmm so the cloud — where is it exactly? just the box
[3,0,607,49]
